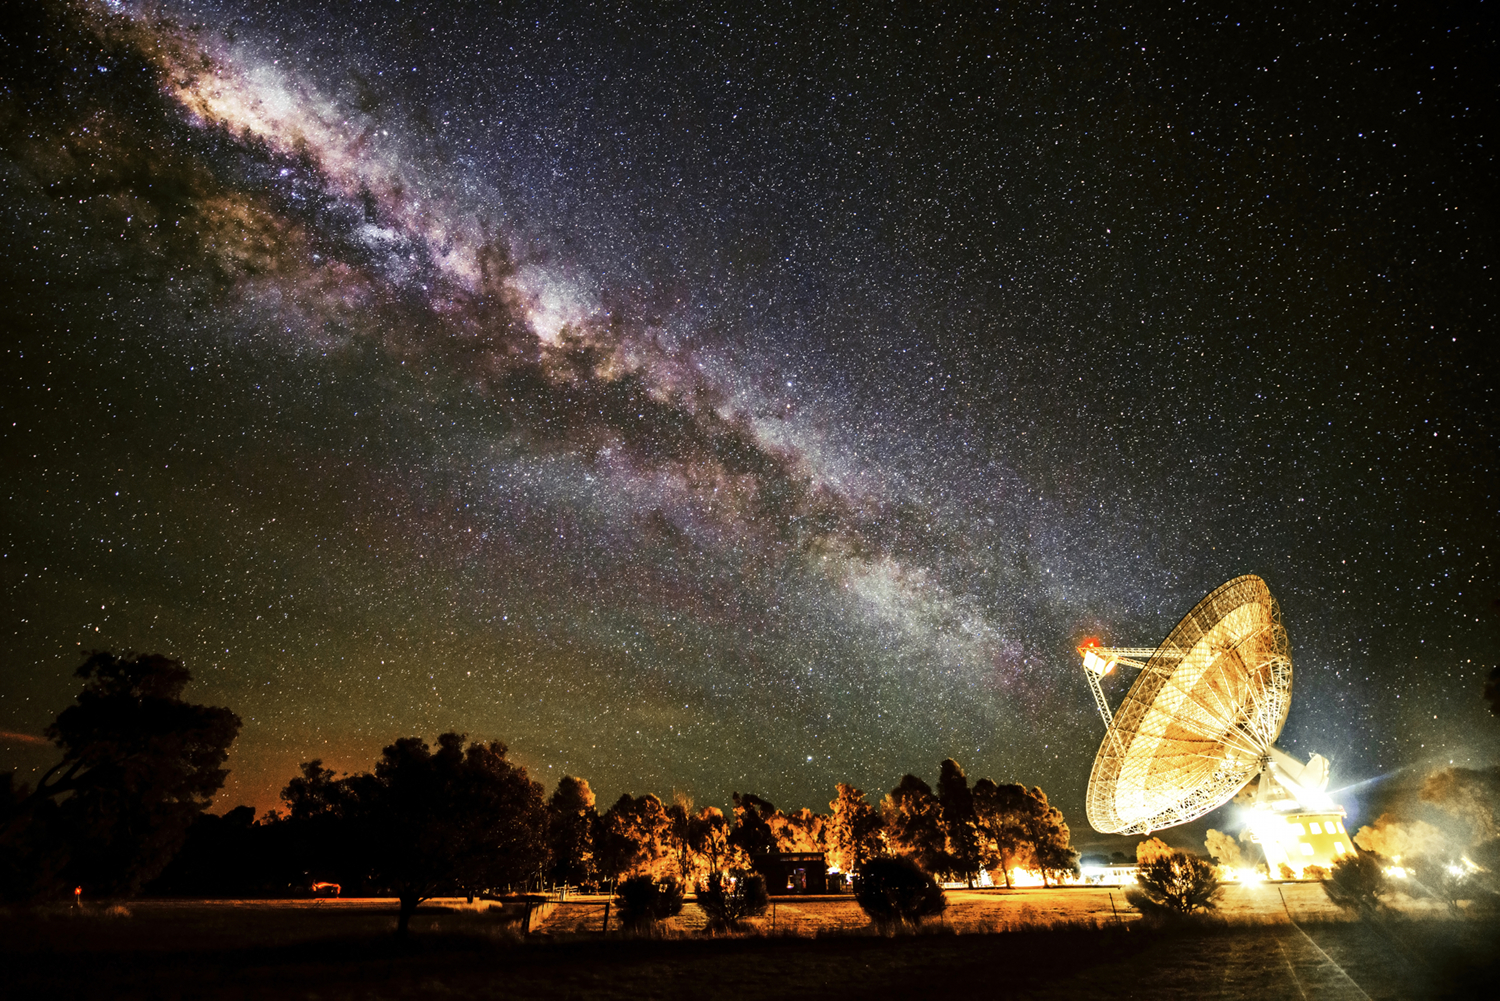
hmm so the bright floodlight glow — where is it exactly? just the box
[1082,649,1114,675]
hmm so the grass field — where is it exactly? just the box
[3,886,1493,999]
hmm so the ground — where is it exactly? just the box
[3,884,1492,999]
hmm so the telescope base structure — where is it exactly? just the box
[1244,809,1352,879]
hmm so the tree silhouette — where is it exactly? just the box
[688,805,750,880]
[855,856,947,931]
[0,773,64,902]
[546,775,597,887]
[938,759,981,887]
[882,775,948,875]
[664,793,701,885]
[696,869,768,931]
[971,779,1031,888]
[1323,851,1390,915]
[827,783,884,876]
[615,873,685,931]
[598,793,672,885]
[730,792,781,881]
[1,651,240,901]
[146,805,282,897]
[346,734,546,934]
[1127,850,1223,916]
[1021,787,1079,886]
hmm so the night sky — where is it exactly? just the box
[2,0,1495,848]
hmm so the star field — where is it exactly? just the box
[1,0,1495,841]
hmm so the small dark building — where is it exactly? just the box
[758,852,829,895]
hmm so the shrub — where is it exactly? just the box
[1302,864,1327,881]
[1411,855,1466,915]
[1125,851,1222,918]
[1323,852,1388,915]
[854,857,946,931]
[695,871,768,931]
[615,875,685,931]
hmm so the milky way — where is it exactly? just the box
[2,0,1495,847]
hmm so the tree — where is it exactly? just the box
[352,733,546,934]
[282,759,352,823]
[546,775,597,887]
[1353,813,1448,859]
[882,775,948,875]
[772,807,827,854]
[730,792,778,855]
[855,856,947,931]
[730,792,781,881]
[276,759,361,892]
[1,651,240,901]
[696,870,769,932]
[145,805,281,897]
[598,793,673,885]
[688,806,741,879]
[615,874,685,932]
[1127,851,1223,917]
[1204,829,1246,871]
[827,783,884,876]
[937,759,981,887]
[664,793,704,886]
[1135,836,1174,865]
[971,779,1032,888]
[1323,851,1389,916]
[1018,787,1078,886]
[0,773,65,902]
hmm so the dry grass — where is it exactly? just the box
[3,888,1492,999]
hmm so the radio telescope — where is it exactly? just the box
[1078,575,1350,874]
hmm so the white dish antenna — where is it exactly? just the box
[1079,575,1331,835]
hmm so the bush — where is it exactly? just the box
[696,871,768,931]
[1126,851,1222,918]
[615,875,685,931]
[1323,852,1388,915]
[1302,864,1327,881]
[854,857,946,931]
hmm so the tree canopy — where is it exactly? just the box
[882,774,949,875]
[546,775,598,886]
[279,733,546,933]
[855,856,947,930]
[938,759,981,886]
[1127,850,1223,917]
[1,651,240,901]
[827,783,883,875]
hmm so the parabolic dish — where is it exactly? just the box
[1085,574,1293,835]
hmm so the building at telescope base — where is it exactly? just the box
[1239,750,1352,877]
[1246,811,1352,877]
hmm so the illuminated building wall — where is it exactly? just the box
[1249,811,1351,876]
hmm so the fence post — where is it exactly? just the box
[1108,892,1121,926]
[523,899,533,935]
[601,900,611,933]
